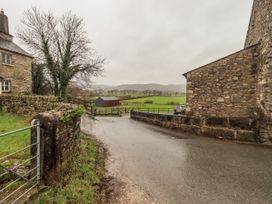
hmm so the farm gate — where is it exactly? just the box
[0,119,41,203]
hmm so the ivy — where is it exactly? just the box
[60,105,86,122]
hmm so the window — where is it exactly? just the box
[1,81,11,92]
[2,53,12,65]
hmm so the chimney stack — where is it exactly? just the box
[0,8,9,35]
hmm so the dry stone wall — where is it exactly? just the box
[0,94,83,184]
[31,104,82,184]
[131,111,257,143]
[0,94,61,116]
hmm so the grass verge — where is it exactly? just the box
[0,111,30,159]
[31,133,108,204]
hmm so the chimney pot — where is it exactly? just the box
[0,9,4,15]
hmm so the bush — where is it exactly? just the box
[167,101,180,105]
[144,100,153,104]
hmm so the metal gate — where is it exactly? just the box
[0,119,41,204]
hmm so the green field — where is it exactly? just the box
[123,96,186,105]
[93,96,186,115]
[0,112,30,159]
[0,112,31,197]
[122,96,186,112]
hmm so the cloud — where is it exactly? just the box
[2,0,253,85]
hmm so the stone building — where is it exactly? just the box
[0,9,32,94]
[183,0,272,143]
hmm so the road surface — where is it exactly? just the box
[81,116,272,204]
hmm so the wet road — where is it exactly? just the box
[81,116,272,204]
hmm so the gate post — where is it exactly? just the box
[31,113,58,185]
[31,105,81,185]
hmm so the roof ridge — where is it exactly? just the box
[0,37,33,58]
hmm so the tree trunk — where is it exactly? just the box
[60,83,69,98]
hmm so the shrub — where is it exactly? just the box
[144,100,153,104]
[167,101,180,105]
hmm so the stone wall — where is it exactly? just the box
[0,94,83,184]
[0,48,32,94]
[244,0,271,48]
[31,104,82,184]
[244,0,272,143]
[185,44,260,118]
[0,94,61,116]
[131,111,257,143]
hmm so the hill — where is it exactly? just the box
[92,83,186,93]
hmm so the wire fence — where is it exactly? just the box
[93,107,178,115]
[133,108,175,114]
[92,104,187,116]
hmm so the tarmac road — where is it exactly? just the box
[81,116,272,204]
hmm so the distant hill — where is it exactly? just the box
[91,84,186,93]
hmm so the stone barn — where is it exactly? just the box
[183,0,272,144]
[95,96,120,107]
[0,9,33,95]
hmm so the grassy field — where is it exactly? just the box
[32,133,107,204]
[0,112,31,202]
[93,96,187,115]
[122,96,186,112]
[123,96,186,104]
[0,112,30,159]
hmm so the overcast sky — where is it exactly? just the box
[2,0,253,85]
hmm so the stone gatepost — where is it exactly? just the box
[31,105,81,185]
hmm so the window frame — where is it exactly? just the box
[2,52,12,65]
[1,80,11,92]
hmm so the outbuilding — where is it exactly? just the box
[181,0,272,143]
[95,96,120,107]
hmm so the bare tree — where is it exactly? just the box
[18,7,105,98]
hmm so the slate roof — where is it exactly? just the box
[0,38,33,58]
[99,96,119,101]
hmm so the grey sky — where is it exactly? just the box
[2,0,253,85]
